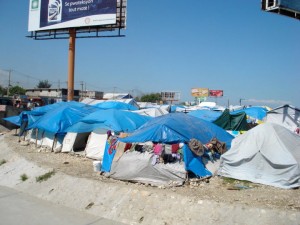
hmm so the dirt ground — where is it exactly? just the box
[1,127,300,225]
[2,129,300,212]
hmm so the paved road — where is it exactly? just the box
[0,186,124,225]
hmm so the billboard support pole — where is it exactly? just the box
[67,28,76,101]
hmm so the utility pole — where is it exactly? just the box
[80,81,84,99]
[113,86,116,100]
[6,69,11,96]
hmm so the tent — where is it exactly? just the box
[81,98,140,110]
[29,103,97,134]
[188,109,222,122]
[117,113,233,179]
[120,113,234,148]
[265,104,300,132]
[61,132,90,153]
[218,123,300,189]
[132,108,169,117]
[231,106,268,122]
[67,109,151,133]
[213,109,249,131]
[84,129,108,160]
[61,129,108,160]
[93,101,138,111]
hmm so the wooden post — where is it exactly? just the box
[68,29,76,101]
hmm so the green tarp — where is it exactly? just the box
[213,109,249,131]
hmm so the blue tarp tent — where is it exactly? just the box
[188,110,222,122]
[94,101,138,111]
[29,103,97,134]
[120,113,234,148]
[182,144,212,177]
[231,106,268,121]
[3,115,21,126]
[3,101,88,128]
[67,109,151,133]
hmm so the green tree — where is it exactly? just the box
[0,85,6,96]
[140,93,162,103]
[8,85,26,96]
[36,80,51,88]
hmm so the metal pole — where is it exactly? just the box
[67,29,76,101]
[7,69,11,96]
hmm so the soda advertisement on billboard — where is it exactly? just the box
[28,0,117,32]
[191,88,209,97]
[209,90,223,97]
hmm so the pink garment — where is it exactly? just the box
[153,143,163,155]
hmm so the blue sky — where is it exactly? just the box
[0,1,299,108]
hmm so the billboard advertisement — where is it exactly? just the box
[279,0,300,12]
[191,88,209,97]
[209,90,223,97]
[28,0,117,32]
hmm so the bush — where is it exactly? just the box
[0,159,7,166]
[20,174,28,181]
[36,170,55,183]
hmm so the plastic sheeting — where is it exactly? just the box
[231,106,268,121]
[188,109,222,122]
[94,101,138,111]
[29,103,97,134]
[109,151,186,186]
[120,113,234,149]
[218,123,300,189]
[67,109,151,133]
[213,109,249,131]
[182,144,212,177]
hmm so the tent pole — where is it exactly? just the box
[35,129,38,148]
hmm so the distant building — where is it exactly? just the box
[79,90,103,100]
[25,88,80,104]
[103,93,133,100]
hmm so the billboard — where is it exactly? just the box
[28,0,118,32]
[262,0,300,19]
[209,90,223,97]
[191,88,209,97]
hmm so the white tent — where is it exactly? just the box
[84,128,108,160]
[62,129,108,160]
[61,132,90,153]
[265,104,300,132]
[218,123,300,189]
[132,108,169,117]
[26,129,63,152]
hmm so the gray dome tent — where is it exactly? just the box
[218,123,300,189]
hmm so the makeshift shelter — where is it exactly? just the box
[61,132,90,153]
[132,108,169,117]
[231,106,268,122]
[213,109,249,131]
[188,109,222,122]
[67,109,151,133]
[120,113,233,148]
[108,113,234,183]
[61,128,108,160]
[94,101,138,111]
[265,104,300,132]
[218,123,300,189]
[81,98,140,110]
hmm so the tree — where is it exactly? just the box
[36,80,51,88]
[8,85,26,96]
[140,93,162,103]
[0,85,6,96]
